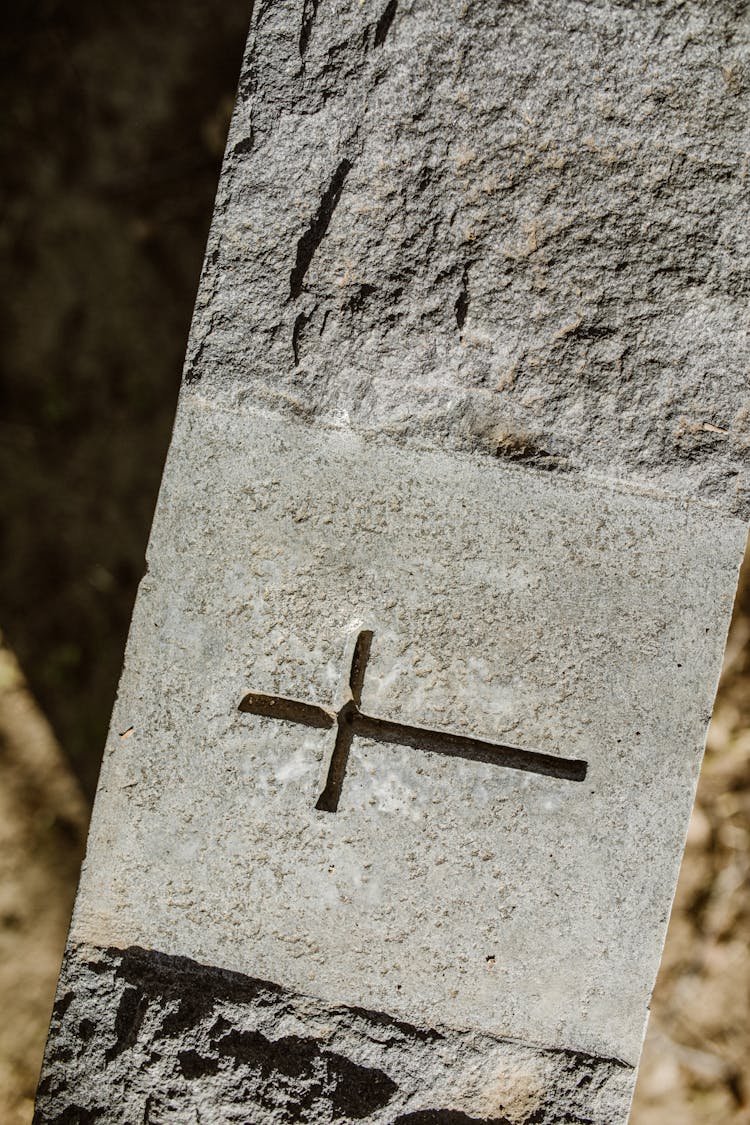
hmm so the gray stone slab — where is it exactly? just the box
[37,2,750,1123]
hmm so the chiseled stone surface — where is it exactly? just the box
[35,944,632,1125]
[192,0,750,517]
[37,1,750,1123]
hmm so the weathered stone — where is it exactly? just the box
[191,0,750,517]
[36,945,632,1125]
[36,1,750,1122]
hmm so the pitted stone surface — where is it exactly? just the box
[34,944,633,1125]
[190,0,750,516]
[68,400,743,1065]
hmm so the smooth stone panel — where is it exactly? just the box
[70,398,743,1067]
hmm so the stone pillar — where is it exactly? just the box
[36,3,749,1122]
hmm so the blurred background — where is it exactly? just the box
[0,4,748,1123]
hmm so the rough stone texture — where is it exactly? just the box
[35,944,632,1125]
[189,0,750,517]
[37,1,750,1122]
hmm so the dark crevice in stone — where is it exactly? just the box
[374,0,398,47]
[394,1113,513,1125]
[215,1027,398,1118]
[299,0,319,57]
[231,130,255,157]
[455,266,469,329]
[348,1004,445,1045]
[289,158,352,299]
[177,1049,220,1079]
[347,283,377,313]
[104,985,150,1062]
[292,310,310,364]
[40,1106,102,1125]
[54,991,76,1019]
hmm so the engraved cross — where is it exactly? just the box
[239,630,587,812]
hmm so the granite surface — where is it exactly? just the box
[189,0,750,516]
[35,944,632,1125]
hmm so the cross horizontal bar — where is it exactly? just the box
[352,711,587,782]
[238,692,335,729]
[238,689,586,784]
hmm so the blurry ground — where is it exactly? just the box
[0,2,250,798]
[0,4,749,1124]
[0,638,87,1125]
[631,551,750,1125]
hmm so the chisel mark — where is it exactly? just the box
[290,159,352,300]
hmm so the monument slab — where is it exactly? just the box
[37,1,750,1122]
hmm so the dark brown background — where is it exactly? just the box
[1,0,250,797]
[0,4,748,1122]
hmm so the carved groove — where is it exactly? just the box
[455,266,469,329]
[299,0,319,58]
[239,629,588,813]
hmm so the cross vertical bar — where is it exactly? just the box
[314,630,373,813]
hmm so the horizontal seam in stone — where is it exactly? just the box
[179,389,741,521]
